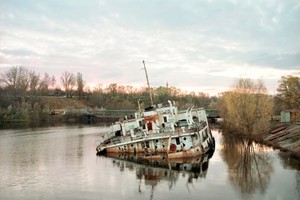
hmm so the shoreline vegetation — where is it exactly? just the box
[1,66,300,159]
[221,122,300,160]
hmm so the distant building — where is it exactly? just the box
[281,109,300,123]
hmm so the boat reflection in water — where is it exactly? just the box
[99,150,214,192]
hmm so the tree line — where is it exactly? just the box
[0,66,299,135]
[0,66,215,108]
[0,66,85,99]
[0,66,216,125]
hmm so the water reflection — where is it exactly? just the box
[297,172,300,200]
[2,127,300,200]
[220,135,273,199]
[278,151,300,170]
[0,126,95,198]
[278,152,300,200]
[99,151,214,199]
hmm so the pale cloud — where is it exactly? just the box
[0,0,299,96]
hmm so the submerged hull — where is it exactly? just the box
[100,150,214,173]
[100,150,215,190]
[96,127,215,159]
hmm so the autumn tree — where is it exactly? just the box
[154,86,170,103]
[60,71,75,98]
[76,72,85,99]
[93,83,104,93]
[220,78,273,136]
[107,83,117,95]
[276,75,300,109]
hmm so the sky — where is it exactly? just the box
[0,0,299,96]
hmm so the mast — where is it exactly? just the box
[142,60,153,105]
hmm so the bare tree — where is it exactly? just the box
[0,66,30,96]
[29,71,40,97]
[76,72,85,99]
[17,67,30,95]
[39,73,55,95]
[61,71,75,98]
[1,67,18,95]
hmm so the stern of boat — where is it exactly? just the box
[96,144,107,155]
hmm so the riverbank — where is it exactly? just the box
[263,123,300,159]
[218,121,300,160]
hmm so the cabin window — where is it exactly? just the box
[147,122,152,131]
[176,138,180,145]
[163,116,168,122]
[177,119,188,127]
[193,116,198,122]
[139,120,146,129]
[146,141,150,148]
[143,141,150,148]
[115,130,121,137]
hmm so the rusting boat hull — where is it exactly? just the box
[97,129,215,159]
[96,100,215,159]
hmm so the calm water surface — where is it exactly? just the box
[0,125,299,200]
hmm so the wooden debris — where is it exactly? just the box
[264,124,300,158]
[270,125,287,134]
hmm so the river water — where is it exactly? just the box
[0,125,299,200]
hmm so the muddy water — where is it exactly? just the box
[0,126,299,200]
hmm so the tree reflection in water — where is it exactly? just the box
[220,135,273,199]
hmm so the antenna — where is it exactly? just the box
[142,60,153,105]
